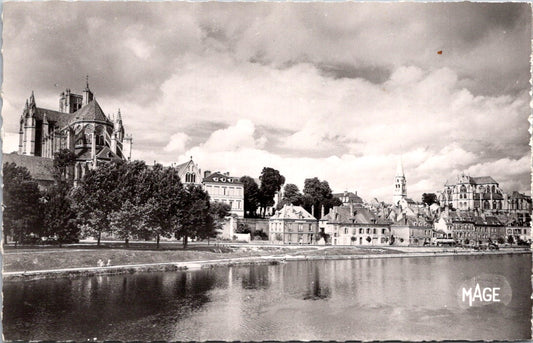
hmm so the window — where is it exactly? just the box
[344,228,348,234]
[373,228,376,234]
[359,228,363,234]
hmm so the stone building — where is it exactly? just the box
[390,215,434,246]
[319,205,391,246]
[17,79,129,181]
[269,204,318,244]
[202,171,244,218]
[439,174,505,212]
[175,157,202,186]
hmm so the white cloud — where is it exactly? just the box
[164,132,190,153]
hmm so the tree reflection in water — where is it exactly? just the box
[304,264,330,300]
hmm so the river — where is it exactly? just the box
[3,253,531,341]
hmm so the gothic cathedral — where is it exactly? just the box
[18,79,129,180]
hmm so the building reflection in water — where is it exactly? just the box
[3,254,531,341]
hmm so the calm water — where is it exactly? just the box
[3,254,531,341]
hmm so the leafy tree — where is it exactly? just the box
[42,181,79,247]
[240,176,261,217]
[175,184,212,249]
[203,201,231,244]
[277,183,303,209]
[258,167,285,217]
[3,163,43,246]
[422,193,439,206]
[302,177,341,219]
[53,149,77,183]
[497,237,505,244]
[109,200,145,247]
[72,160,146,245]
[507,235,515,245]
[143,164,184,248]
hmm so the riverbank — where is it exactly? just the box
[4,244,530,281]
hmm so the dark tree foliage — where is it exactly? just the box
[143,164,184,248]
[175,184,213,248]
[71,160,136,245]
[277,183,303,210]
[240,176,261,217]
[3,163,43,245]
[53,149,77,183]
[42,181,79,246]
[422,193,439,206]
[258,167,285,217]
[302,177,340,219]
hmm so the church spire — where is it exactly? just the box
[396,157,405,177]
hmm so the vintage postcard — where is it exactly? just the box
[2,2,532,341]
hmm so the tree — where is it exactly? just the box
[42,181,79,247]
[422,193,439,206]
[277,183,303,209]
[258,167,285,217]
[204,201,231,244]
[109,200,145,247]
[175,184,212,249]
[143,164,184,248]
[240,176,261,218]
[497,237,505,244]
[302,177,341,219]
[53,149,76,183]
[3,163,43,246]
[507,235,515,245]
[72,160,150,245]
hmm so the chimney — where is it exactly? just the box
[204,170,211,178]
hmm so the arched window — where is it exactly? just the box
[460,185,467,193]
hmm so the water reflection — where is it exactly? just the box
[3,254,531,341]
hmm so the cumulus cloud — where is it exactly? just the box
[164,132,190,153]
[2,2,530,201]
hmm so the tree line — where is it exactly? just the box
[3,149,230,248]
[239,168,342,219]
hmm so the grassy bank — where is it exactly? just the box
[3,243,401,273]
[4,243,528,280]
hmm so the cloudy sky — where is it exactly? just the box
[2,2,531,202]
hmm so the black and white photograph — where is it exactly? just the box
[1,1,532,341]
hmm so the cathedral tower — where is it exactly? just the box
[393,158,407,205]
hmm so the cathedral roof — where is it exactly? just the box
[470,176,498,185]
[72,100,108,122]
[2,153,55,183]
[34,108,72,127]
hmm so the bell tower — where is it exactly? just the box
[393,158,407,205]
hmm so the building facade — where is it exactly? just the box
[320,206,391,246]
[175,157,202,186]
[202,171,244,218]
[269,204,318,244]
[439,174,505,212]
[17,80,128,181]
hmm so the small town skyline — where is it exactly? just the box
[2,2,531,201]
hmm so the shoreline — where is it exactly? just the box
[4,249,530,282]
